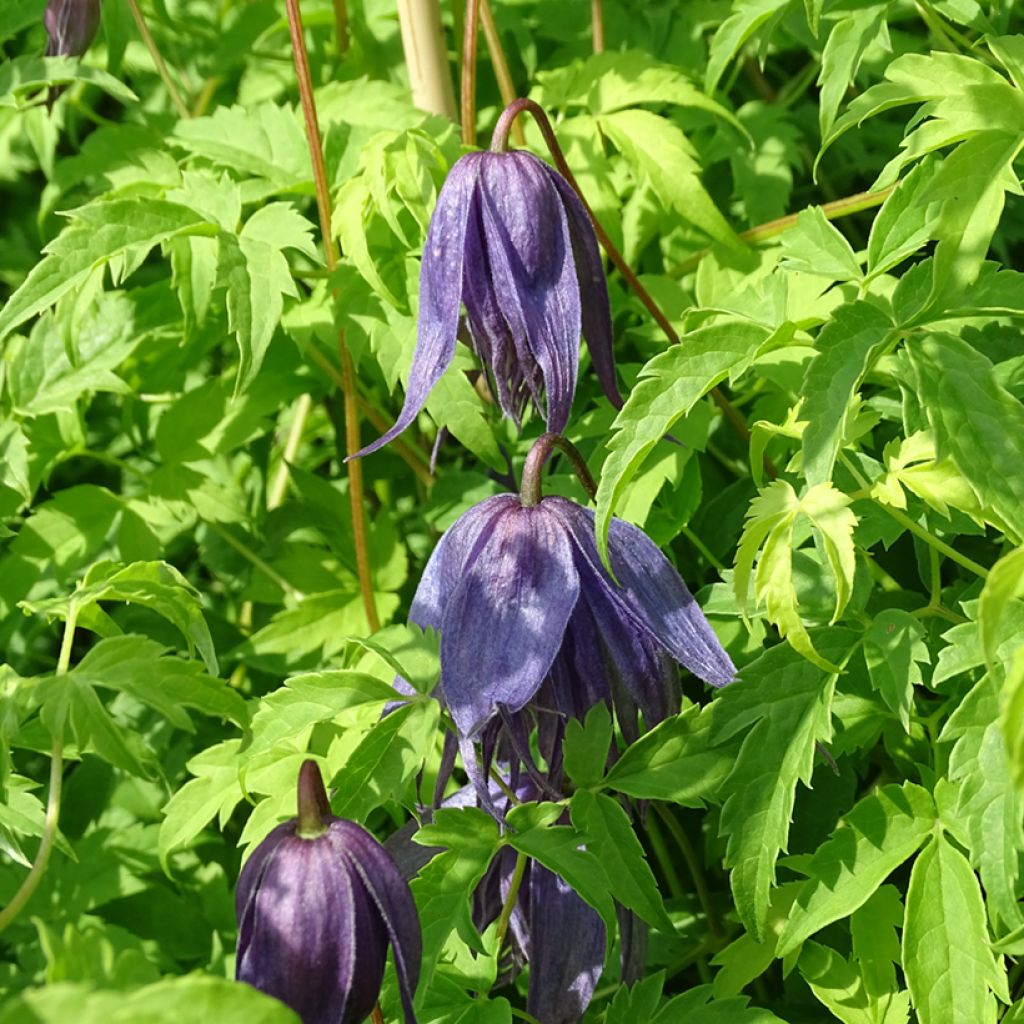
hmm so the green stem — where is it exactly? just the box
[478,0,524,145]
[671,186,895,276]
[332,0,349,56]
[205,520,304,600]
[124,0,190,119]
[0,609,77,935]
[520,433,597,507]
[494,850,528,952]
[510,1010,543,1024]
[653,802,722,939]
[285,0,380,632]
[681,524,725,574]
[268,393,314,510]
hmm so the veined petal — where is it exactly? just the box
[441,503,580,737]
[478,153,581,433]
[550,498,736,687]
[353,155,482,458]
[334,822,422,1024]
[525,865,606,1024]
[540,167,622,410]
[408,493,519,629]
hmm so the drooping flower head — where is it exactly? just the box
[406,437,735,747]
[355,147,621,458]
[235,761,421,1024]
[44,0,101,57]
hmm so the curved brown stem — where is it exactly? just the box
[521,432,597,507]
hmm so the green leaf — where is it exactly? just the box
[942,676,1024,930]
[863,610,930,732]
[245,671,399,762]
[778,207,862,283]
[734,481,858,669]
[714,635,849,939]
[903,832,1007,1024]
[0,976,301,1024]
[0,55,138,108]
[570,789,674,934]
[563,702,612,789]
[866,158,941,278]
[598,109,741,249]
[906,332,1024,545]
[1001,649,1024,794]
[330,699,440,820]
[778,783,935,956]
[411,808,501,994]
[0,200,212,342]
[596,321,773,561]
[800,300,893,486]
[818,7,889,142]
[602,704,736,805]
[979,546,1024,671]
[705,0,791,96]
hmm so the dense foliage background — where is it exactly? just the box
[2,0,1024,1020]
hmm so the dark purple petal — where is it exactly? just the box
[353,155,483,458]
[525,865,606,1024]
[44,0,100,57]
[440,503,580,737]
[477,153,581,433]
[540,166,622,410]
[549,498,736,687]
[333,821,422,1024]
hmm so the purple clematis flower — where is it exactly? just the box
[44,0,101,57]
[355,149,621,458]
[236,761,421,1024]
[407,491,735,741]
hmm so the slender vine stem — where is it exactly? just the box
[124,0,190,119]
[205,520,304,599]
[671,185,897,276]
[461,0,480,145]
[520,433,597,507]
[0,609,77,935]
[478,0,524,145]
[268,393,314,510]
[491,98,768,471]
[332,0,349,56]
[591,0,605,53]
[285,0,380,631]
[494,850,528,952]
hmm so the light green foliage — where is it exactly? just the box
[903,832,1008,1024]
[863,610,929,731]
[734,480,857,668]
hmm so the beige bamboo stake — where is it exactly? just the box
[396,0,457,119]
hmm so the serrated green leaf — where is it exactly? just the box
[596,321,772,561]
[599,109,741,249]
[979,547,1024,672]
[779,207,862,283]
[330,699,440,820]
[0,55,138,108]
[866,158,940,278]
[570,789,674,934]
[818,7,889,142]
[942,676,1024,929]
[705,0,791,96]
[903,832,1007,1024]
[906,332,1024,545]
[801,300,893,486]
[850,884,909,1014]
[602,704,736,804]
[714,635,849,938]
[0,200,212,342]
[778,783,935,955]
[863,610,930,731]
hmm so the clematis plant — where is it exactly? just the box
[235,761,422,1024]
[354,108,621,458]
[405,433,735,764]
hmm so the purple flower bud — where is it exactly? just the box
[44,0,101,58]
[355,150,621,457]
[235,761,422,1024]
[406,492,735,741]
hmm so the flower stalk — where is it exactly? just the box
[284,0,379,631]
[461,0,480,145]
[125,0,190,119]
[520,432,597,507]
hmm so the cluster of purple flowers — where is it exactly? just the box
[235,125,735,1024]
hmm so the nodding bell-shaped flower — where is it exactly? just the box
[405,436,735,744]
[235,761,422,1024]
[354,147,621,458]
[44,0,101,57]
